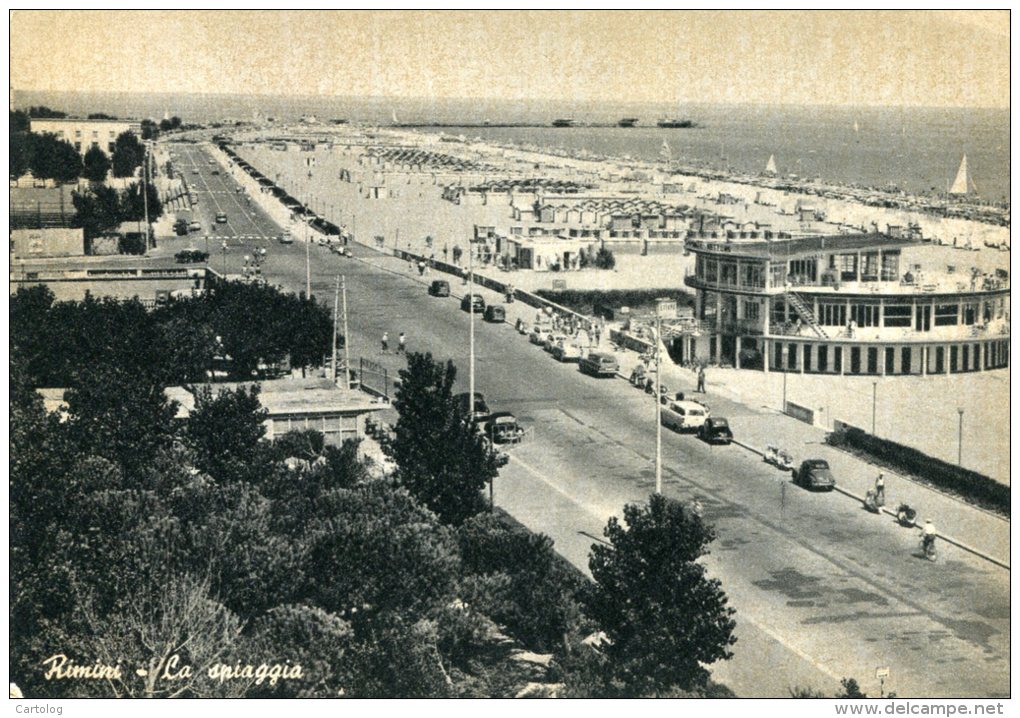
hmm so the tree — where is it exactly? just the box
[29,132,82,182]
[72,185,122,240]
[82,145,111,182]
[388,352,497,524]
[28,105,67,118]
[121,179,164,221]
[186,384,270,484]
[585,493,736,695]
[141,119,159,140]
[594,246,616,270]
[111,130,144,177]
[87,112,117,120]
[10,109,30,132]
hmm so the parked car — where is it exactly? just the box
[699,417,733,444]
[579,352,619,377]
[543,332,567,352]
[481,412,524,444]
[661,400,709,433]
[483,304,505,323]
[792,459,836,491]
[529,325,554,346]
[455,392,489,419]
[211,169,220,175]
[550,338,582,363]
[428,280,450,297]
[460,294,485,313]
[215,213,228,223]
[188,220,201,232]
[278,233,293,244]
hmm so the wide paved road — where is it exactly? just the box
[169,142,1010,699]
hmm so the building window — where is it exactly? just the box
[881,250,900,280]
[741,263,764,288]
[867,347,878,374]
[803,345,812,372]
[962,303,977,325]
[901,347,911,374]
[851,303,879,327]
[817,345,828,371]
[934,304,959,326]
[770,297,786,326]
[839,253,858,281]
[860,252,879,281]
[818,302,846,326]
[833,346,842,373]
[743,300,760,321]
[769,263,786,287]
[885,347,895,374]
[788,259,816,284]
[850,346,861,374]
[108,142,116,153]
[719,261,737,286]
[883,304,912,327]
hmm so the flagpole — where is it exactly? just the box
[342,276,352,391]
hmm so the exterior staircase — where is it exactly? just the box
[784,291,828,339]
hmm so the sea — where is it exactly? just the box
[13,91,1010,202]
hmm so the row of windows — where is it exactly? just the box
[695,256,765,288]
[776,299,1006,330]
[271,414,359,442]
[767,340,1006,374]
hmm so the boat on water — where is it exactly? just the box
[657,118,694,128]
[618,117,639,127]
[949,154,978,196]
[552,118,577,127]
[765,154,778,175]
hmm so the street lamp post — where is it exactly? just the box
[654,301,663,495]
[221,240,228,276]
[872,381,877,435]
[305,219,311,298]
[957,408,964,465]
[781,346,789,413]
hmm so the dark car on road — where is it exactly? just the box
[173,218,189,236]
[215,213,228,223]
[483,304,505,323]
[792,459,836,491]
[455,392,489,420]
[428,280,450,297]
[579,352,619,377]
[699,417,733,444]
[460,293,485,313]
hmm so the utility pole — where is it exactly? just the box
[305,219,311,298]
[957,408,964,465]
[341,276,352,391]
[654,301,663,495]
[469,240,475,417]
[142,143,150,249]
[871,381,877,435]
[331,276,340,382]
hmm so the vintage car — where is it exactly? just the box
[792,459,836,491]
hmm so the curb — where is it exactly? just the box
[729,439,1010,572]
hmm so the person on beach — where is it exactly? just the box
[875,473,885,506]
[697,366,706,393]
[398,332,406,354]
[381,332,389,353]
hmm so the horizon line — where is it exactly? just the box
[9,88,1009,113]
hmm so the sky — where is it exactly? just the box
[9,10,1011,108]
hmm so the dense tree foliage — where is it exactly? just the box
[388,352,498,524]
[10,282,332,388]
[9,131,83,182]
[10,290,739,698]
[82,145,111,182]
[111,130,145,177]
[585,493,737,695]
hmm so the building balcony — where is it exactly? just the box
[766,319,1009,343]
[783,274,1009,297]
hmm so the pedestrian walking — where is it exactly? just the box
[697,366,706,393]
[874,473,886,506]
[417,260,426,276]
[381,331,389,353]
[398,332,406,354]
[594,324,601,346]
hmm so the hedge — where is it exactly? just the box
[534,289,694,317]
[825,427,1009,517]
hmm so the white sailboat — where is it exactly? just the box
[765,154,778,175]
[391,109,400,125]
[949,155,976,195]
[660,139,672,163]
[853,119,860,133]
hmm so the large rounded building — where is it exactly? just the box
[684,233,1009,375]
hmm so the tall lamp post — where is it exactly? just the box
[957,408,964,465]
[654,299,664,495]
[871,381,877,435]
